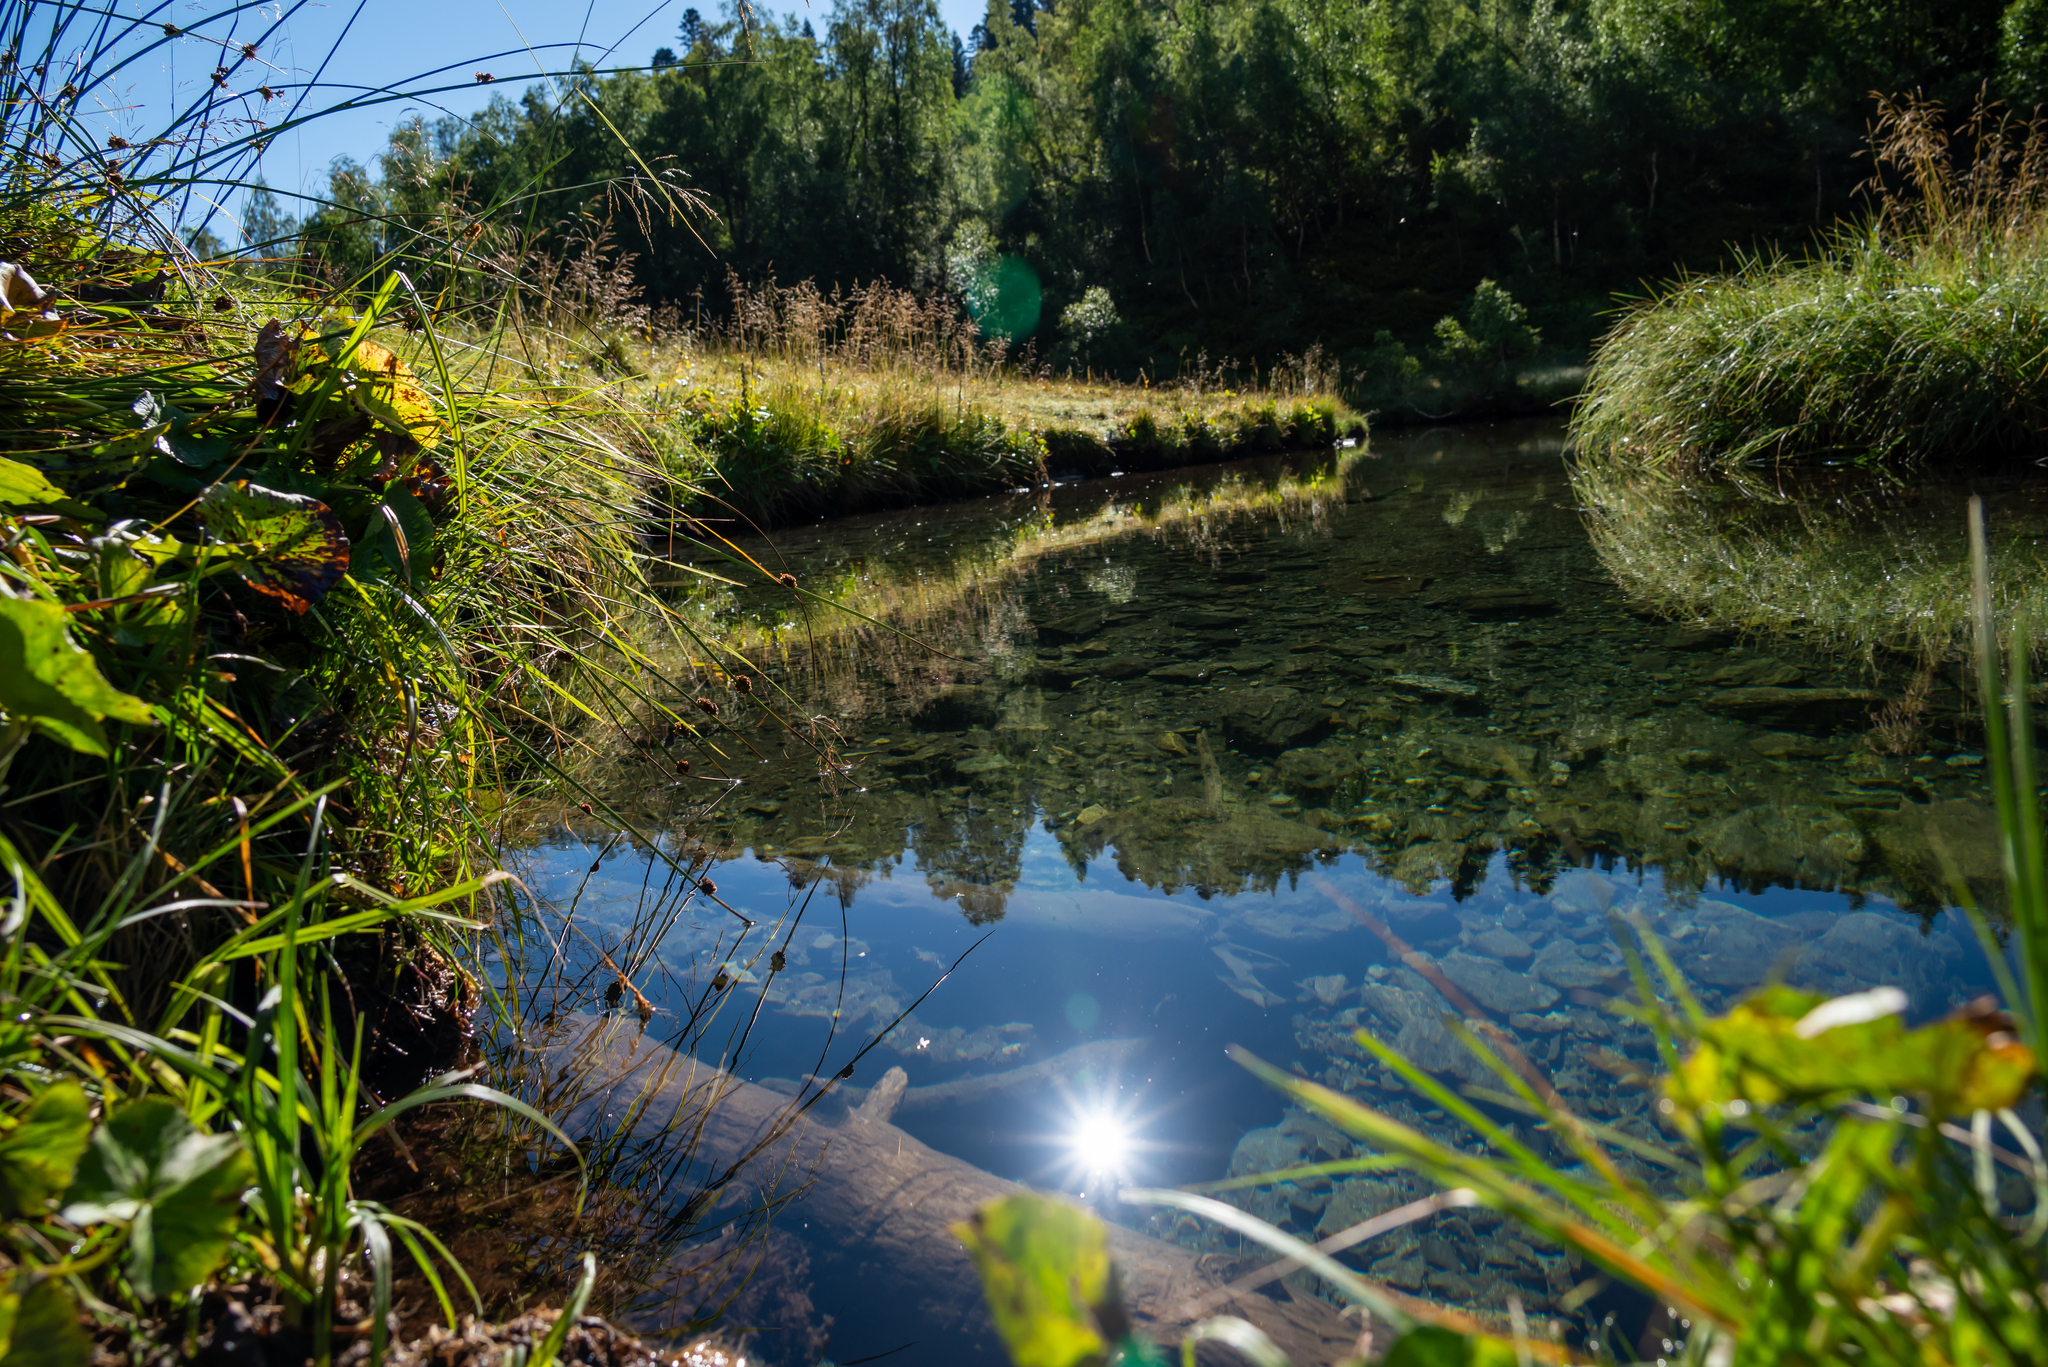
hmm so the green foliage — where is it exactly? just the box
[299,0,2017,389]
[0,1083,89,1219]
[1573,91,2048,471]
[1430,280,1540,377]
[0,5,750,1360]
[0,596,155,756]
[1055,287,1131,372]
[62,1100,252,1300]
[0,1276,93,1367]
[956,1193,1125,1367]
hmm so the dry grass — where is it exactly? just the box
[474,262,1365,526]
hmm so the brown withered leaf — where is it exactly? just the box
[253,319,294,406]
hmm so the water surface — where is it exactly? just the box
[508,419,2009,1362]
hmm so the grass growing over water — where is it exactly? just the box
[1573,93,2048,472]
[517,274,1366,527]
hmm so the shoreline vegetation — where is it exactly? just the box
[0,8,833,1364]
[1573,93,2048,476]
[9,0,2048,1364]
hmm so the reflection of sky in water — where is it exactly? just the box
[518,819,1997,1206]
[501,423,2028,1354]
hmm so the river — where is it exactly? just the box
[495,417,2012,1364]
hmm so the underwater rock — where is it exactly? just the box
[1670,899,1801,987]
[1386,675,1488,712]
[1747,731,1834,759]
[1429,586,1559,616]
[1705,656,1806,688]
[1466,928,1534,962]
[1871,798,2005,904]
[1092,654,1157,680]
[1528,940,1623,991]
[1171,607,1251,628]
[1275,745,1360,796]
[1033,608,1108,642]
[1432,733,1538,784]
[1661,624,1737,650]
[1698,804,1867,887]
[1028,659,1091,689]
[1435,951,1560,1015]
[1215,686,1338,753]
[1229,1125,1309,1177]
[1387,840,1470,891]
[1297,974,1351,1006]
[1699,686,1884,728]
[1791,910,1959,1004]
[912,684,1002,730]
[1357,982,1490,1083]
[1545,870,1616,918]
[954,752,1011,777]
[1214,942,1289,1008]
[1336,572,1430,598]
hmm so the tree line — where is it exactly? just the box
[277,0,2039,376]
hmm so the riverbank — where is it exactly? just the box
[611,341,1368,527]
[0,69,741,1353]
[1573,94,2048,474]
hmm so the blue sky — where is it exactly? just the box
[94,0,988,214]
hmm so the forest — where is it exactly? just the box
[280,0,2042,377]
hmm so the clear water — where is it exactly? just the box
[506,418,2010,1361]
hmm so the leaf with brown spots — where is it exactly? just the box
[201,481,350,614]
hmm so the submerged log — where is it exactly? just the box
[824,1035,1150,1118]
[546,1014,1370,1365]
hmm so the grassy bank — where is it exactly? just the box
[0,8,812,1361]
[1573,94,2048,473]
[498,273,1366,527]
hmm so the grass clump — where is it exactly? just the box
[1573,93,2048,472]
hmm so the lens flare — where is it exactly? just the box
[1068,1109,1132,1176]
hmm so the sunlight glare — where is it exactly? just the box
[1069,1109,1132,1176]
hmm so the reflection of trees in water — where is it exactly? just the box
[1574,457,2048,669]
[909,798,1027,923]
[694,449,1377,725]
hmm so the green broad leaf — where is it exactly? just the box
[954,1193,1119,1367]
[199,481,350,615]
[160,425,239,469]
[1669,984,2036,1118]
[0,1081,91,1217]
[284,325,441,456]
[0,596,156,756]
[0,457,92,518]
[1381,1326,1524,1367]
[60,1099,251,1300]
[0,1276,92,1367]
